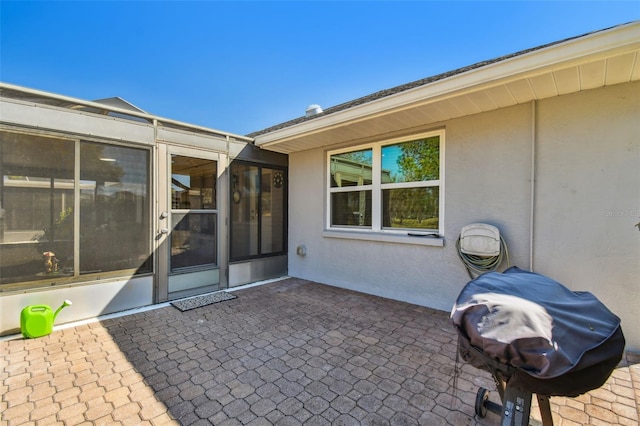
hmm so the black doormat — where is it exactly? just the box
[171,291,237,312]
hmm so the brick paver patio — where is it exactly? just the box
[1,278,639,425]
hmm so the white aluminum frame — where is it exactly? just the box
[325,129,445,238]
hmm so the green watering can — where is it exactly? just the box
[20,300,72,339]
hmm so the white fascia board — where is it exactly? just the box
[255,22,640,147]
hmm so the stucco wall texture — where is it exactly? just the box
[287,81,640,351]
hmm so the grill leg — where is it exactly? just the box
[536,395,554,426]
[493,372,508,402]
[499,382,532,426]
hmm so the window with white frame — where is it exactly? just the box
[327,130,443,234]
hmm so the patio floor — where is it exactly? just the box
[1,277,639,425]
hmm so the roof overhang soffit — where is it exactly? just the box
[255,22,640,154]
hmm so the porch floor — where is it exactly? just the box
[2,278,638,425]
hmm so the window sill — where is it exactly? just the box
[322,230,445,247]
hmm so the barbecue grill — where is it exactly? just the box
[451,267,625,425]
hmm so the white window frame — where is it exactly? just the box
[324,130,445,246]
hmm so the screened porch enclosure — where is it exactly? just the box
[0,84,289,336]
[230,161,286,261]
[0,130,151,288]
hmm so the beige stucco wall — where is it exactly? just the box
[533,82,640,350]
[287,81,640,351]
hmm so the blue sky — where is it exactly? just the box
[1,1,638,135]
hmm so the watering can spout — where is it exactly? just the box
[53,299,72,322]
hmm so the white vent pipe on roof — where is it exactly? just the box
[305,104,323,117]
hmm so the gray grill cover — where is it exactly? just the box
[451,267,625,396]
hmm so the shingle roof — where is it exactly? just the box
[247,23,627,138]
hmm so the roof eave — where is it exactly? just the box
[255,21,640,151]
